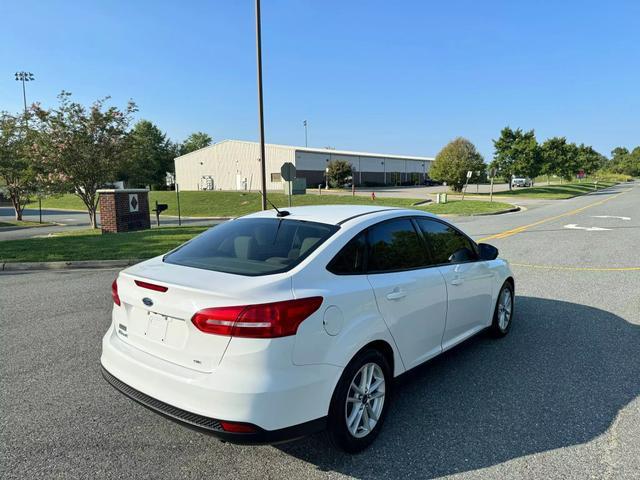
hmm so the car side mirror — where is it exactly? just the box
[478,243,499,260]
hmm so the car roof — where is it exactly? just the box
[240,204,437,226]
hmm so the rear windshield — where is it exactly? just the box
[163,218,339,276]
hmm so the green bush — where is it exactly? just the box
[594,171,633,182]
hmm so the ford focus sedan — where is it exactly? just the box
[101,205,514,452]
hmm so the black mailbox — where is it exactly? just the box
[153,201,169,226]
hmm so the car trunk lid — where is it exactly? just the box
[114,257,292,373]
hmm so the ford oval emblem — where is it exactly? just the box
[142,297,154,307]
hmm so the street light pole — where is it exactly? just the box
[255,0,268,210]
[303,120,308,147]
[14,71,34,118]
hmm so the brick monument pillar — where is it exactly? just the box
[98,189,151,233]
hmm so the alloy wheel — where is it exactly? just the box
[345,362,386,438]
[498,287,513,331]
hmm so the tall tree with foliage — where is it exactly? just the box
[429,137,485,191]
[123,120,175,189]
[0,112,40,220]
[180,132,212,155]
[608,146,640,176]
[539,137,578,182]
[576,144,606,175]
[34,92,137,228]
[490,127,541,190]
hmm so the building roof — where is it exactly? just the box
[175,139,434,162]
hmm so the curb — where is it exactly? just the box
[1,258,144,272]
[0,221,64,231]
[472,206,521,216]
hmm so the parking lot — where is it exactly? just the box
[1,182,638,479]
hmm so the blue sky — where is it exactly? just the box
[1,0,638,160]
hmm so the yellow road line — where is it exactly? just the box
[510,263,640,272]
[477,188,632,243]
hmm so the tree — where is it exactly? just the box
[326,159,353,188]
[539,137,579,182]
[180,132,212,155]
[0,112,40,220]
[490,127,541,190]
[630,147,640,177]
[576,144,606,175]
[34,92,137,228]
[610,147,629,160]
[123,120,174,189]
[608,146,640,176]
[429,137,485,191]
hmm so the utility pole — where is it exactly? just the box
[255,0,267,210]
[303,120,308,147]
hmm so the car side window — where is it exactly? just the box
[367,219,427,273]
[327,232,367,275]
[415,218,478,265]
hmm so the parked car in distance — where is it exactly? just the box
[422,178,442,186]
[101,205,514,453]
[511,177,532,187]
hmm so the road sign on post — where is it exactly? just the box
[281,162,296,207]
[280,162,296,181]
[461,171,473,201]
[489,169,497,202]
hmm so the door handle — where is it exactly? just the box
[386,289,407,301]
[450,277,464,286]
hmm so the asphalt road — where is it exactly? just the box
[1,182,638,479]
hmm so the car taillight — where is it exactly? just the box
[191,297,323,339]
[111,278,121,306]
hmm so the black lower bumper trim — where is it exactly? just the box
[101,366,326,444]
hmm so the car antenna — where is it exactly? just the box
[259,190,290,217]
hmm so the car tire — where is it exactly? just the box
[326,348,392,453]
[490,281,514,337]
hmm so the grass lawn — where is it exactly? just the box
[26,191,513,217]
[0,220,54,228]
[474,181,616,199]
[0,226,208,263]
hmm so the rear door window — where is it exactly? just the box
[327,233,367,274]
[164,218,338,276]
[366,219,427,273]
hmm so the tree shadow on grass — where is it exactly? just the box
[277,296,639,479]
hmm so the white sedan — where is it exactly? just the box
[101,205,514,452]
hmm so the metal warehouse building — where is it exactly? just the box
[174,140,434,191]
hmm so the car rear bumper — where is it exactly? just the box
[101,366,326,444]
[100,327,340,435]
